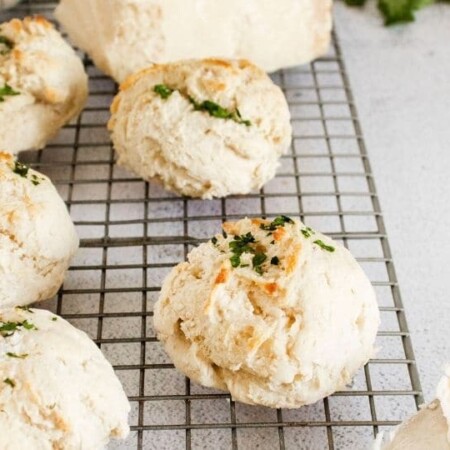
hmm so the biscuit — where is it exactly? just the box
[0,153,79,308]
[154,216,380,408]
[108,59,292,199]
[375,367,450,449]
[55,0,332,83]
[0,16,88,153]
[0,307,130,449]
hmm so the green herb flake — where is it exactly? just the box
[51,317,58,321]
[16,306,33,313]
[228,231,271,273]
[211,237,218,246]
[229,232,260,269]
[0,322,22,337]
[190,96,251,126]
[377,0,432,25]
[230,254,241,268]
[253,253,267,267]
[12,162,43,186]
[301,227,315,239]
[0,35,13,55]
[234,108,252,127]
[0,320,37,337]
[0,83,20,102]
[3,378,15,388]
[253,266,263,276]
[346,0,436,26]
[154,84,174,100]
[237,232,255,244]
[229,232,256,250]
[197,100,232,119]
[12,161,29,178]
[260,216,294,231]
[30,174,43,186]
[344,0,366,5]
[313,240,335,253]
[6,352,28,359]
[252,253,267,275]
[271,256,280,266]
[222,230,228,239]
[22,320,37,331]
[229,234,256,257]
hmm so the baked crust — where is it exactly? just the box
[0,16,88,153]
[0,154,79,308]
[154,217,380,409]
[109,58,292,199]
[55,0,333,82]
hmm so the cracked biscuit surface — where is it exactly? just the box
[154,217,380,409]
[0,153,79,308]
[108,58,292,199]
[0,308,130,449]
[0,16,88,154]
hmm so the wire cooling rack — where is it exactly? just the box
[2,1,424,449]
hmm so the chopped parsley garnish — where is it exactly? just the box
[30,174,44,186]
[16,305,33,313]
[0,322,22,336]
[229,233,254,268]
[22,320,37,330]
[228,232,268,275]
[345,0,437,26]
[190,98,252,126]
[344,0,365,5]
[0,320,37,337]
[11,162,43,185]
[154,84,174,99]
[234,232,256,244]
[299,225,335,253]
[229,232,256,255]
[51,317,58,322]
[222,230,228,239]
[230,254,241,268]
[152,83,251,125]
[0,83,20,102]
[260,215,294,231]
[211,237,218,246]
[6,352,28,359]
[301,227,315,238]
[271,256,280,266]
[0,35,13,55]
[12,161,29,178]
[313,240,335,253]
[234,108,252,127]
[252,253,267,275]
[3,378,15,388]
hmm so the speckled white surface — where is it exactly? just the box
[334,1,450,402]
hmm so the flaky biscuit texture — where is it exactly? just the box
[0,153,79,308]
[109,59,292,199]
[154,217,380,408]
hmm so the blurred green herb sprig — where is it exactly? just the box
[344,0,449,25]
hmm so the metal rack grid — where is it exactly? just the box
[2,1,423,449]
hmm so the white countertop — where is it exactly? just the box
[335,1,450,402]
